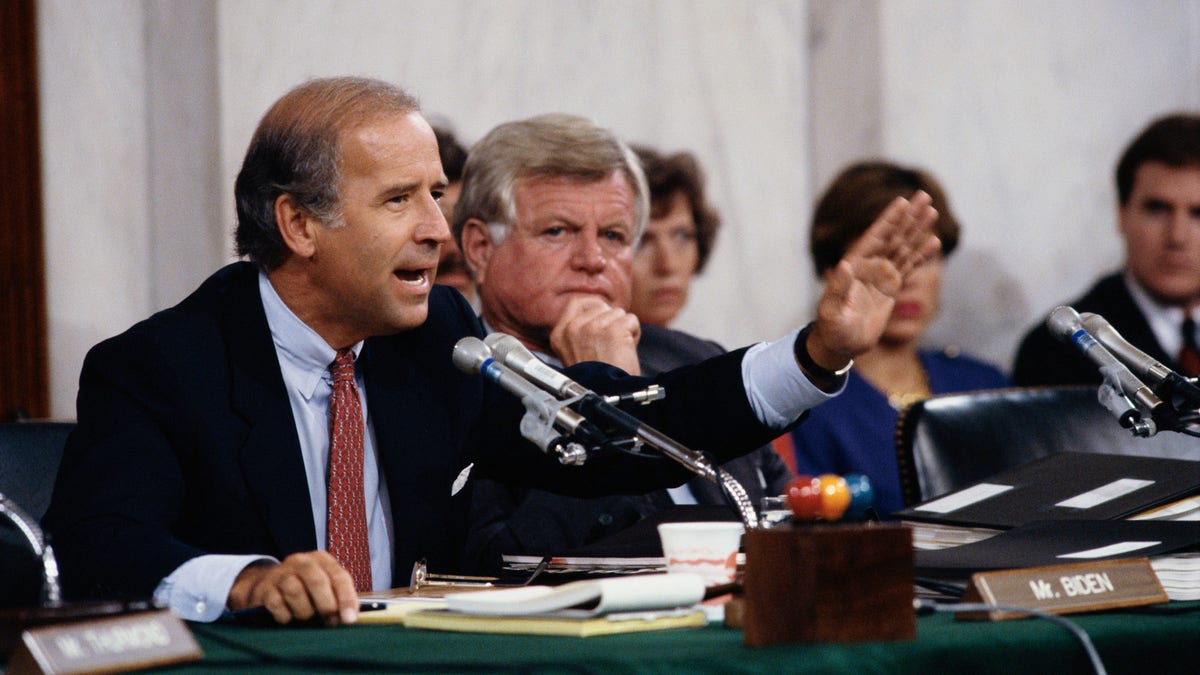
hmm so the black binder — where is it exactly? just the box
[894,451,1200,529]
[915,519,1200,578]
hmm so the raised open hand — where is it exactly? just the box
[805,191,940,374]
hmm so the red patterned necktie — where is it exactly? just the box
[1179,318,1200,377]
[327,348,372,591]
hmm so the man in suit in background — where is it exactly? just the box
[1014,114,1200,385]
[43,77,938,627]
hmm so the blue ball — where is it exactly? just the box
[844,473,874,520]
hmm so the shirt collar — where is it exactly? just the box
[1122,272,1200,357]
[259,269,363,400]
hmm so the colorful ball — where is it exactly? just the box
[844,473,874,520]
[785,475,823,520]
[816,474,850,521]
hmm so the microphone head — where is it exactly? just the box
[1047,306,1084,342]
[484,333,528,365]
[452,337,492,375]
[1080,312,1109,335]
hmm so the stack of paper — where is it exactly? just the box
[403,573,710,637]
[501,554,666,577]
[1130,495,1200,521]
[1149,553,1200,601]
[908,523,1000,551]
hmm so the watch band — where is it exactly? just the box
[794,322,853,380]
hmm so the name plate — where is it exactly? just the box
[958,557,1167,621]
[7,609,202,674]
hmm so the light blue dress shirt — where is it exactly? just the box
[153,272,394,621]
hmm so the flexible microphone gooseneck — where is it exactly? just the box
[0,493,61,607]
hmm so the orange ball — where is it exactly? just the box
[816,474,850,521]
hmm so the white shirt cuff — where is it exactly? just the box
[742,327,845,428]
[152,554,277,622]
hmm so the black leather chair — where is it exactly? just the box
[894,386,1200,507]
[0,421,74,522]
[0,421,74,608]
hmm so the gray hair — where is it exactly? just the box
[451,113,648,248]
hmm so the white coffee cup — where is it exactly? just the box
[656,521,745,585]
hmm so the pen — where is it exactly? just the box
[228,601,387,623]
[521,555,553,586]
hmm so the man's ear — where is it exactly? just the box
[275,193,318,259]
[459,218,496,285]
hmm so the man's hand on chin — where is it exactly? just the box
[227,551,360,626]
[551,295,642,374]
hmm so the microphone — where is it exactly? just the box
[452,337,603,463]
[467,336,761,529]
[1080,312,1200,407]
[484,333,590,399]
[485,332,665,406]
[482,332,648,438]
[1047,306,1162,435]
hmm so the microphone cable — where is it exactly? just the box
[913,598,1106,675]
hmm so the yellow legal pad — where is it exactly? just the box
[402,607,707,637]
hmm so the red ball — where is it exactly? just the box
[786,475,823,520]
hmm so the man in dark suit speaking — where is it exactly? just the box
[43,77,938,626]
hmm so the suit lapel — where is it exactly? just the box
[221,266,318,556]
[1104,275,1177,367]
[362,337,447,549]
[363,317,486,572]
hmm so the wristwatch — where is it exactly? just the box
[794,322,853,382]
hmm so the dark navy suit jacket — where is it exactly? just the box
[43,263,780,599]
[463,324,794,575]
[1013,273,1176,386]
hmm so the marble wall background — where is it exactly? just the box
[36,0,1200,418]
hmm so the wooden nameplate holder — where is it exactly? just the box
[5,608,201,674]
[733,523,914,646]
[956,557,1167,621]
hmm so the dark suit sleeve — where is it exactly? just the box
[43,329,205,600]
[462,479,645,576]
[473,347,783,497]
[42,264,306,601]
[585,347,783,460]
[465,327,792,573]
